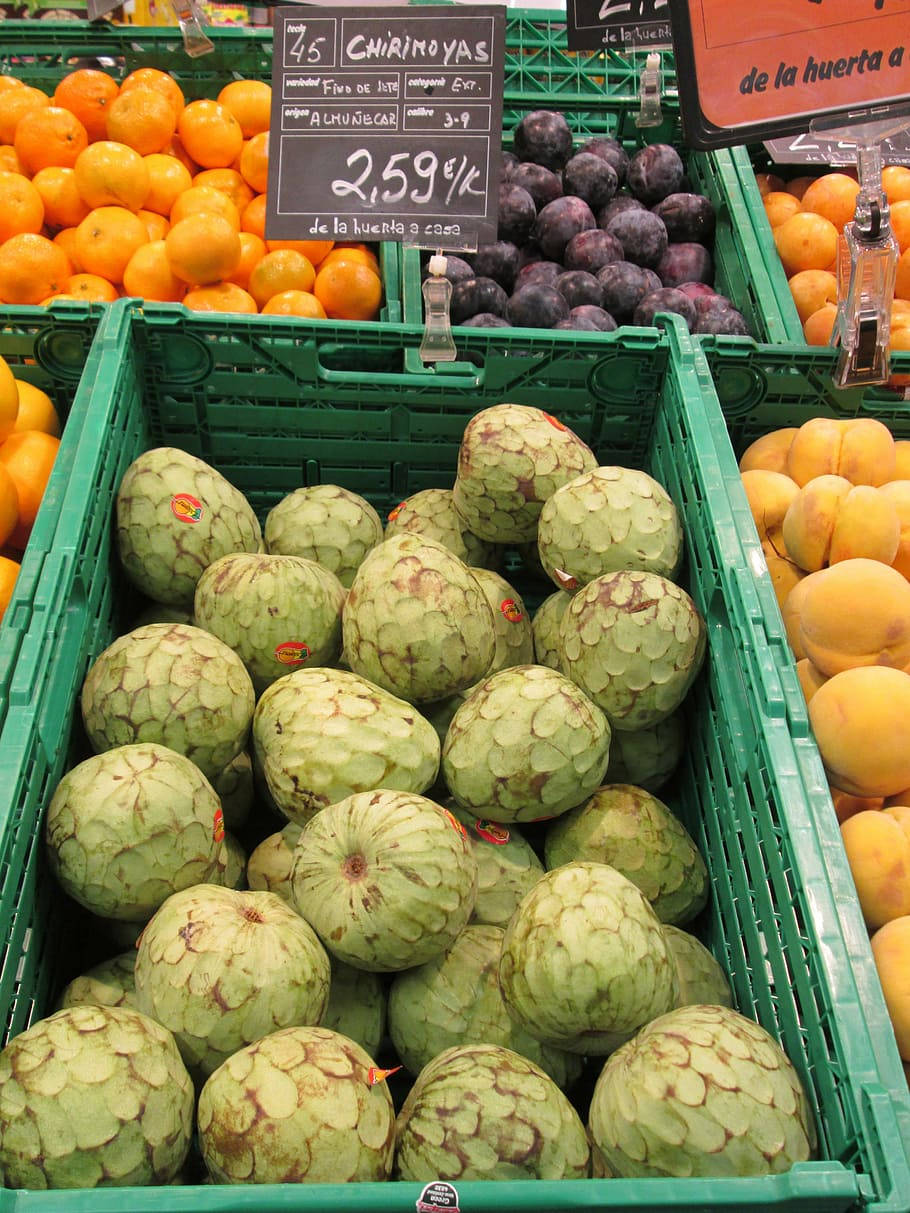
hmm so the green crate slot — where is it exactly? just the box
[0,305,907,1210]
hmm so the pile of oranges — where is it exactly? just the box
[755,165,910,353]
[0,353,61,624]
[0,68,383,320]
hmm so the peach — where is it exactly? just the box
[754,171,786,197]
[800,173,860,233]
[798,558,910,676]
[871,915,910,1060]
[785,175,816,201]
[774,211,839,276]
[786,416,896,486]
[894,441,910,481]
[830,787,884,825]
[897,247,910,302]
[762,538,805,610]
[827,485,901,566]
[781,570,821,659]
[883,166,910,206]
[780,474,851,570]
[808,665,910,797]
[880,480,910,580]
[886,788,910,808]
[738,428,798,474]
[796,656,827,704]
[786,418,843,484]
[741,468,799,545]
[788,269,838,327]
[840,809,910,930]
[803,303,837,346]
[763,190,801,228]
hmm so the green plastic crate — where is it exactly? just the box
[0,301,104,734]
[0,302,908,1210]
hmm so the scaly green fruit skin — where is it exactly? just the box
[544,784,708,926]
[211,750,253,833]
[213,832,247,891]
[394,1043,590,1181]
[45,742,223,922]
[80,623,255,782]
[605,712,685,792]
[499,861,679,1055]
[537,466,682,590]
[116,447,261,608]
[387,924,581,1088]
[447,803,544,927]
[531,590,573,671]
[452,403,597,543]
[194,552,345,693]
[342,533,496,704]
[558,570,706,731]
[197,1025,395,1184]
[385,488,501,568]
[264,484,384,589]
[252,667,440,826]
[57,952,139,1014]
[245,823,303,903]
[0,1005,194,1189]
[588,1004,816,1178]
[321,959,386,1059]
[134,884,330,1079]
[290,789,478,972]
[469,567,535,675]
[442,665,611,823]
[662,926,733,1009]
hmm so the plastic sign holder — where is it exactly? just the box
[636,51,663,128]
[172,0,215,57]
[418,253,457,363]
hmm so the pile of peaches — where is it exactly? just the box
[740,415,910,1078]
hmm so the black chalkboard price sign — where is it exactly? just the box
[266,5,506,248]
[565,0,673,53]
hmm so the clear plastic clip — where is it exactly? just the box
[636,53,662,129]
[419,252,457,363]
[171,0,215,58]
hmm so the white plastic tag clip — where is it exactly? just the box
[419,252,457,363]
[636,53,663,129]
[172,0,215,58]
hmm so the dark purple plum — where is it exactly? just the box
[553,316,601,331]
[533,195,597,262]
[597,195,646,229]
[563,229,623,274]
[633,287,698,331]
[501,150,519,179]
[510,162,564,211]
[433,254,474,285]
[657,242,714,289]
[506,283,570,329]
[514,260,564,290]
[513,110,574,171]
[450,276,509,324]
[675,280,717,301]
[627,144,685,205]
[641,268,662,293]
[577,137,630,185]
[595,260,658,323]
[516,242,545,269]
[497,183,537,245]
[470,241,521,292]
[555,270,603,309]
[604,209,668,269]
[652,193,716,244]
[694,302,750,336]
[570,304,617,331]
[562,153,618,212]
[461,313,512,328]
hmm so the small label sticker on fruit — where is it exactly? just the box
[416,1182,460,1213]
[441,807,469,838]
[500,598,523,623]
[552,568,579,590]
[542,412,568,432]
[474,819,510,845]
[213,807,225,844]
[368,1064,402,1085]
[170,493,204,523]
[387,501,408,522]
[274,640,311,666]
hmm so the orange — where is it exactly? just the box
[320,245,379,273]
[119,68,185,118]
[31,166,89,230]
[0,555,19,624]
[53,227,83,273]
[788,269,838,327]
[217,79,271,138]
[773,211,839,277]
[313,259,382,321]
[74,206,148,283]
[0,77,24,94]
[239,128,270,193]
[137,209,169,241]
[240,192,266,238]
[0,146,24,174]
[785,175,816,201]
[165,213,241,285]
[0,171,44,242]
[64,272,119,303]
[754,172,785,197]
[0,429,60,549]
[12,380,60,437]
[248,249,316,309]
[13,106,88,175]
[225,230,266,290]
[74,141,150,211]
[192,167,253,213]
[762,191,801,229]
[53,69,119,144]
[0,465,19,548]
[0,233,71,304]
[0,355,18,443]
[122,239,186,302]
[891,200,910,255]
[170,184,240,229]
[177,100,243,170]
[182,282,257,313]
[0,86,50,146]
[261,290,326,318]
[143,152,192,216]
[884,166,910,206]
[803,302,838,346]
[266,238,333,264]
[897,248,910,302]
[105,86,176,157]
[162,135,198,174]
[799,173,861,233]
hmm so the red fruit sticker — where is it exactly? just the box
[441,807,469,838]
[500,598,523,623]
[387,501,407,522]
[552,567,579,590]
[274,640,311,666]
[213,807,225,843]
[474,819,510,845]
[368,1064,402,1085]
[542,412,568,432]
[170,493,204,523]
